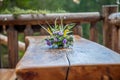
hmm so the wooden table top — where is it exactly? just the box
[16,35,120,80]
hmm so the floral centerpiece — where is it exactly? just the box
[42,20,74,48]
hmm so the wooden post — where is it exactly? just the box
[0,32,2,68]
[40,25,49,35]
[24,24,33,49]
[7,25,18,68]
[102,5,118,49]
[111,25,119,52]
[24,24,33,36]
[90,22,97,42]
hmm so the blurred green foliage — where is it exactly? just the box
[0,0,116,12]
[0,7,67,14]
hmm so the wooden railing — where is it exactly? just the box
[108,12,120,53]
[0,5,119,68]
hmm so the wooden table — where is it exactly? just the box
[16,35,120,80]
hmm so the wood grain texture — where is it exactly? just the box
[73,24,82,36]
[16,67,68,80]
[108,12,120,53]
[68,65,120,80]
[0,69,16,80]
[7,25,18,68]
[16,36,69,80]
[0,12,101,25]
[112,25,119,52]
[24,24,34,36]
[16,35,120,80]
[102,5,118,49]
[24,24,33,49]
[90,22,97,42]
[67,36,120,80]
[67,36,120,65]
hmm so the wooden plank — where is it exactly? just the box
[102,5,118,49]
[0,69,16,80]
[67,35,120,80]
[68,65,120,80]
[90,22,97,42]
[16,35,120,80]
[68,66,105,80]
[7,25,18,68]
[16,67,68,80]
[67,35,120,65]
[108,66,120,80]
[16,36,69,80]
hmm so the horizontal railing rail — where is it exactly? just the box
[0,12,101,25]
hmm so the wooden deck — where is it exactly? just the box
[0,69,16,80]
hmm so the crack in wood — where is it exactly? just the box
[65,51,70,80]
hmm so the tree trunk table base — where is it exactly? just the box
[16,35,120,80]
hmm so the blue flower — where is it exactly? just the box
[63,39,67,44]
[58,31,63,36]
[46,39,52,46]
[54,38,58,42]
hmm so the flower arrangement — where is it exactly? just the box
[41,19,74,48]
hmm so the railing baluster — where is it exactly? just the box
[118,27,120,53]
[24,24,33,49]
[73,24,82,36]
[24,24,34,36]
[7,25,18,68]
[0,29,2,68]
[78,24,83,36]
[40,25,48,35]
[90,22,97,42]
[102,5,118,49]
[111,26,119,52]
